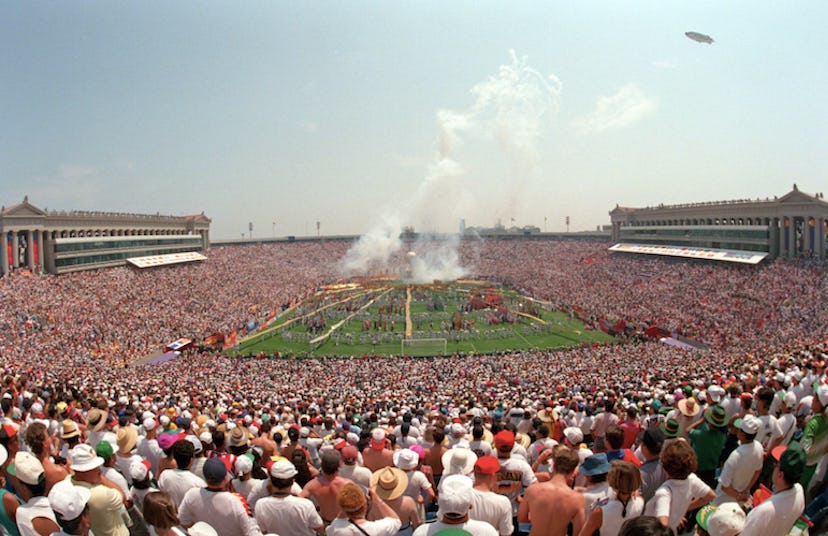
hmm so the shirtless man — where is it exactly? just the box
[423,428,446,486]
[518,446,585,536]
[251,421,278,460]
[363,428,394,473]
[300,450,349,525]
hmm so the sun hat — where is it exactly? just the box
[442,448,478,477]
[7,451,44,485]
[270,459,298,479]
[678,398,701,418]
[370,467,409,501]
[116,426,138,455]
[229,426,249,448]
[393,448,419,471]
[704,405,727,428]
[661,418,681,438]
[86,408,107,432]
[48,479,91,520]
[69,444,104,472]
[61,419,80,440]
[579,453,610,476]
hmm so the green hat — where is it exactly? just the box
[779,446,806,482]
[704,405,727,428]
[95,440,114,460]
[661,418,680,438]
[696,504,716,530]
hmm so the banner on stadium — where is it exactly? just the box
[127,251,207,269]
[609,243,768,264]
[165,338,193,352]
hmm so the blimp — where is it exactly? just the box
[685,31,714,44]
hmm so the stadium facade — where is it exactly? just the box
[0,197,210,275]
[610,185,828,262]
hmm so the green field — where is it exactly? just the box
[232,279,614,357]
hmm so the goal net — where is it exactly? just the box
[401,338,448,357]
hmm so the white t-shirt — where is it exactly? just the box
[741,484,805,536]
[402,470,431,502]
[496,457,537,515]
[644,474,712,531]
[254,494,323,536]
[339,464,372,489]
[469,488,513,536]
[412,519,498,536]
[178,488,263,536]
[755,415,782,450]
[158,468,207,507]
[326,517,401,536]
[714,440,763,504]
[599,496,644,536]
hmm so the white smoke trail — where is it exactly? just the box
[340,50,561,282]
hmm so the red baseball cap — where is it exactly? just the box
[474,456,500,475]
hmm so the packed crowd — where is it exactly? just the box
[0,239,827,535]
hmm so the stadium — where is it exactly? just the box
[2,191,826,533]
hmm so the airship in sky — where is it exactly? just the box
[685,31,714,44]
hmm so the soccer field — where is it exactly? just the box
[232,279,614,357]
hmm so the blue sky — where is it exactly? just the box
[2,1,826,239]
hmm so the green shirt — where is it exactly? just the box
[690,423,727,472]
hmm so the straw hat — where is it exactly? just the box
[370,467,408,501]
[677,398,701,418]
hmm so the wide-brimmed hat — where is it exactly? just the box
[229,426,249,448]
[515,433,531,449]
[86,408,107,432]
[370,466,408,501]
[579,453,610,476]
[704,405,727,428]
[661,418,681,438]
[117,426,138,455]
[678,398,701,418]
[393,448,419,471]
[61,419,80,440]
[442,448,478,477]
[69,444,104,472]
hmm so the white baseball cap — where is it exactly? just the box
[48,479,91,520]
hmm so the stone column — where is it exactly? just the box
[0,233,7,276]
[26,230,34,269]
[817,218,825,259]
[778,218,786,258]
[11,232,18,269]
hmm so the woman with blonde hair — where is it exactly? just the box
[579,461,644,536]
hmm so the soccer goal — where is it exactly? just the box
[401,338,448,357]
